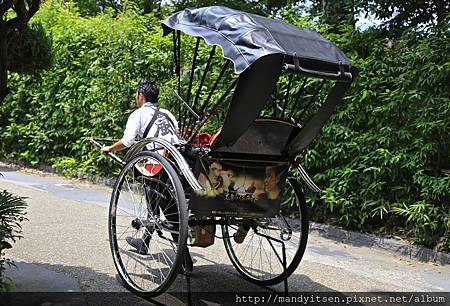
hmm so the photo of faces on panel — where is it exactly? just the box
[193,160,288,216]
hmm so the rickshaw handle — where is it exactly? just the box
[173,90,200,119]
[89,138,125,166]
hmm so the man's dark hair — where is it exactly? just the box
[137,79,159,103]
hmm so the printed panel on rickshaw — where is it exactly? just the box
[190,158,290,218]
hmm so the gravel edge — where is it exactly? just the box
[1,158,448,265]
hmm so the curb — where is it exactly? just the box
[1,159,448,265]
[310,222,449,265]
[0,158,117,188]
[4,257,81,292]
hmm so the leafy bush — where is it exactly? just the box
[0,188,27,292]
[304,23,450,251]
[1,1,173,176]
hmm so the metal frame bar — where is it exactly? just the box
[89,138,202,191]
[272,89,278,117]
[185,61,230,142]
[197,60,230,118]
[254,228,289,296]
[274,101,301,127]
[173,90,200,120]
[176,31,182,93]
[297,163,322,193]
[283,62,352,81]
[188,77,238,143]
[172,31,179,76]
[181,37,201,138]
[185,45,217,137]
[295,79,325,124]
[281,74,293,118]
[287,77,307,119]
[287,81,351,155]
[175,30,182,120]
[193,46,216,114]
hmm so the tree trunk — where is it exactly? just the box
[321,0,355,31]
[0,0,41,103]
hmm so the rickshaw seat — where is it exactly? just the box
[208,117,299,159]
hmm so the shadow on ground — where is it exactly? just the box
[2,255,336,306]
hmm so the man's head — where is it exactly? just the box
[136,79,159,107]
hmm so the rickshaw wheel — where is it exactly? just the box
[222,178,308,286]
[109,151,188,297]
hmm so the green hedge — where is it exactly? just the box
[304,24,450,251]
[1,2,448,251]
[1,2,174,176]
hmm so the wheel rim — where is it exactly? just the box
[223,178,308,284]
[109,153,186,294]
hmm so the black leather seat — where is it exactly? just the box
[209,117,299,160]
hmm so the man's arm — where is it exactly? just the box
[101,110,139,155]
[100,140,127,155]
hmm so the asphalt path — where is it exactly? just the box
[1,165,449,305]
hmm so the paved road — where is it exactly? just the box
[1,166,449,304]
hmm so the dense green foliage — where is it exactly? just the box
[305,23,450,251]
[359,0,450,34]
[1,2,174,176]
[0,186,27,292]
[75,0,162,16]
[0,1,448,251]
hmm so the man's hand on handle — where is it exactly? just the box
[100,140,126,156]
[100,146,111,155]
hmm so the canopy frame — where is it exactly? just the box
[162,6,357,157]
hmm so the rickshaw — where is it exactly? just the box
[91,6,356,298]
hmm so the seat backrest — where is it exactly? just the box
[209,118,299,158]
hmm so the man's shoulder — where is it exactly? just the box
[127,108,142,120]
[136,103,178,124]
[135,104,157,116]
[159,108,178,122]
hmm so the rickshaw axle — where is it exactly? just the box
[188,218,231,226]
[131,217,178,234]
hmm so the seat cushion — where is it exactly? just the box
[210,118,299,157]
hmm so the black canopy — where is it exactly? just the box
[162,6,352,74]
[162,6,356,155]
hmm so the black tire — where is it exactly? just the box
[222,177,309,286]
[109,151,188,297]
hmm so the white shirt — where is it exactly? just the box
[121,102,179,150]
